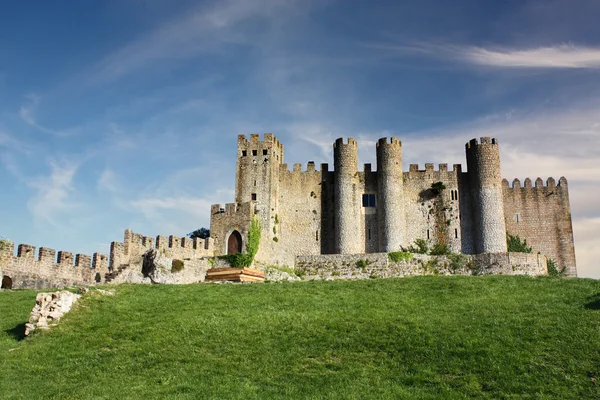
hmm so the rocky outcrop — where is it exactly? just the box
[25,291,81,336]
[138,249,210,284]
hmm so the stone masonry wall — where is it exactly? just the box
[503,177,576,276]
[110,229,214,272]
[0,242,108,289]
[296,252,548,281]
[403,164,463,253]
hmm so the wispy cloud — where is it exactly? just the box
[18,94,76,136]
[88,0,311,83]
[27,161,80,226]
[379,42,600,69]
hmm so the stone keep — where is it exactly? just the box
[209,134,577,276]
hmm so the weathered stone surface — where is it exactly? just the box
[25,291,81,336]
[295,252,547,281]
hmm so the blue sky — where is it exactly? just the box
[1,0,599,278]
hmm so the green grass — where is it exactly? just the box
[1,276,600,399]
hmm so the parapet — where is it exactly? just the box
[111,228,216,270]
[333,137,358,148]
[376,137,402,147]
[406,163,462,181]
[503,177,568,190]
[211,202,254,216]
[465,137,498,150]
[238,133,284,155]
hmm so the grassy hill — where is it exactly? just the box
[1,276,599,399]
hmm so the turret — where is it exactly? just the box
[465,137,507,253]
[333,138,361,254]
[376,137,405,252]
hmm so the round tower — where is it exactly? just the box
[334,138,361,254]
[376,137,405,252]
[465,137,507,253]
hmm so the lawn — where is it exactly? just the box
[1,276,599,399]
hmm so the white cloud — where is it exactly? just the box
[379,42,600,69]
[27,161,80,226]
[97,169,118,192]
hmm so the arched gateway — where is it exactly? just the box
[227,231,243,255]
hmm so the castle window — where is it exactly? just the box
[252,150,258,156]
[316,230,319,241]
[427,229,430,239]
[254,180,257,186]
[263,149,268,155]
[454,190,458,200]
[455,228,458,238]
[368,228,371,240]
[242,150,247,157]
[362,194,376,207]
[251,193,257,201]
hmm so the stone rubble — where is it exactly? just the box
[24,291,81,336]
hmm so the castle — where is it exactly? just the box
[209,134,576,276]
[0,133,576,289]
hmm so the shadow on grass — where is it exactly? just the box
[584,295,600,310]
[5,323,27,341]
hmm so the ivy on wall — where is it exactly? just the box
[219,217,261,268]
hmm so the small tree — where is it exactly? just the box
[506,233,532,253]
[430,181,446,196]
[188,227,210,240]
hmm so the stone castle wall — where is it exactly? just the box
[296,252,548,280]
[217,134,576,276]
[502,177,576,276]
[110,229,215,270]
[0,242,108,290]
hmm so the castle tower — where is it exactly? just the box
[333,138,361,254]
[465,137,507,253]
[235,134,284,237]
[376,137,405,252]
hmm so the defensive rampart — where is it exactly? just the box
[295,252,547,280]
[0,242,108,290]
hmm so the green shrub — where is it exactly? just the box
[506,233,532,253]
[171,259,184,273]
[401,239,429,254]
[429,244,450,256]
[355,259,370,268]
[273,237,279,242]
[547,259,566,277]
[388,251,413,263]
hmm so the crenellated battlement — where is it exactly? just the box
[237,133,284,161]
[333,137,358,148]
[405,163,462,181]
[0,241,108,289]
[110,228,215,272]
[376,137,402,147]
[466,137,499,150]
[278,161,325,174]
[502,177,568,190]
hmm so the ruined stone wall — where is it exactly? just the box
[295,252,547,280]
[503,177,576,276]
[110,229,214,272]
[0,242,108,289]
[402,164,463,253]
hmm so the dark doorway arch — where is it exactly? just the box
[227,231,243,255]
[1,275,12,290]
